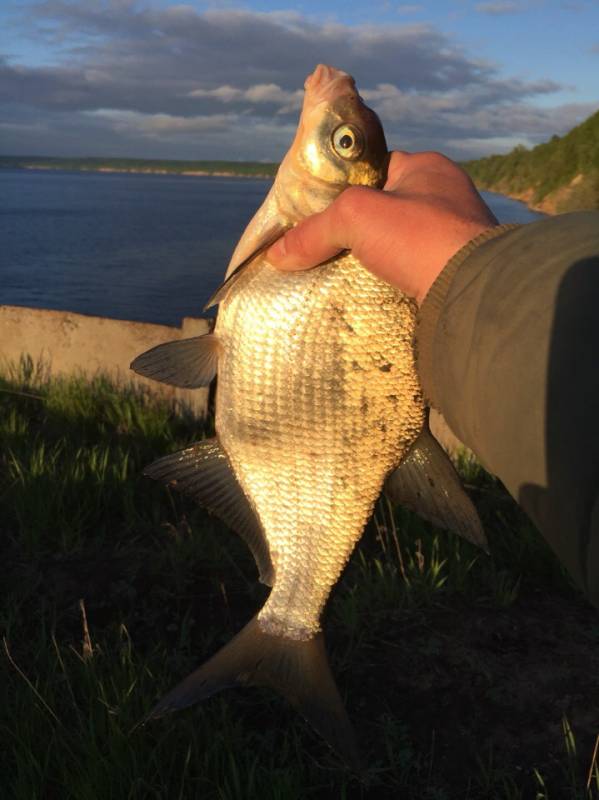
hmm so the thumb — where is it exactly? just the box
[267,190,361,271]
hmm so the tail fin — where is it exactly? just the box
[146,615,359,766]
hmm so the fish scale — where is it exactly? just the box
[216,255,424,639]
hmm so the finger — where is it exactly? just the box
[267,201,350,271]
[385,151,465,194]
[384,150,413,191]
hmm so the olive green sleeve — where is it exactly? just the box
[416,211,599,607]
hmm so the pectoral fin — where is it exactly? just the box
[385,423,489,552]
[144,615,359,768]
[130,334,220,388]
[204,224,291,310]
[143,438,274,585]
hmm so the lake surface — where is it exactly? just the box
[0,169,544,326]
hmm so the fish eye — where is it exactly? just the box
[331,124,364,160]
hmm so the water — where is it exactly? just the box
[0,169,544,326]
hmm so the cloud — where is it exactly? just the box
[0,2,594,160]
[187,86,244,103]
[88,109,236,138]
[188,83,303,113]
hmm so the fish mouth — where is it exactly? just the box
[303,64,358,108]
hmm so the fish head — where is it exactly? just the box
[220,65,388,282]
[289,64,388,196]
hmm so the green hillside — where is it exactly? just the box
[463,108,599,213]
[0,155,278,179]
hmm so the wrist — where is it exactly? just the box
[415,222,497,306]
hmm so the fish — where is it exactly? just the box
[131,64,487,766]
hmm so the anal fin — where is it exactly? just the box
[144,438,274,585]
[145,615,359,768]
[130,334,220,388]
[385,420,489,552]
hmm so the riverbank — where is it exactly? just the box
[473,182,551,214]
[12,161,559,212]
[16,161,555,211]
[463,107,599,216]
[472,176,593,215]
[22,164,275,180]
[0,155,278,180]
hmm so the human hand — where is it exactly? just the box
[267,151,498,305]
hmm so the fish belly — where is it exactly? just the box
[215,254,424,639]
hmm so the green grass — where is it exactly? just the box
[2,360,598,798]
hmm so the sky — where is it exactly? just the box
[1,0,598,162]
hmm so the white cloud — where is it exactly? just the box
[188,82,302,112]
[188,85,244,102]
[88,109,235,138]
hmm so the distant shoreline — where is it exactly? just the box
[0,156,278,181]
[21,164,275,180]
[475,184,550,216]
[2,155,550,214]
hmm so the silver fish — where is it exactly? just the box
[132,64,487,764]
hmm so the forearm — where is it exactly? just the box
[417,212,599,606]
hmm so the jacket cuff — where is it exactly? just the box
[416,223,521,408]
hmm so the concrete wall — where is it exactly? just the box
[0,305,210,416]
[0,304,465,453]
